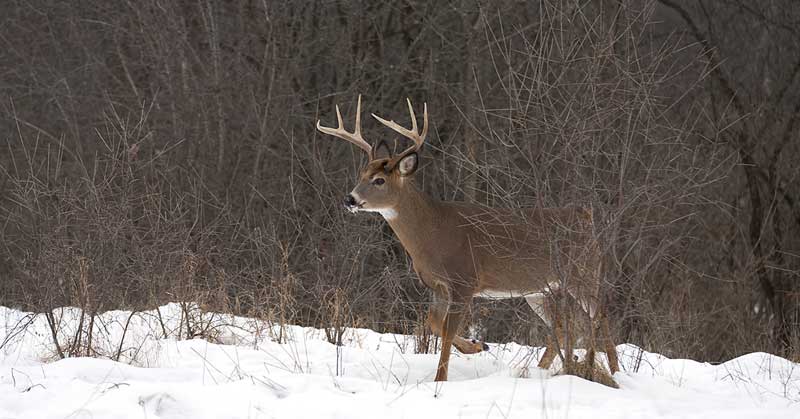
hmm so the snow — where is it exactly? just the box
[1,303,798,418]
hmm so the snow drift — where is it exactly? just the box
[1,304,797,418]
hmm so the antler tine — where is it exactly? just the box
[355,96,362,138]
[406,98,418,137]
[420,102,428,144]
[372,98,428,155]
[316,95,372,157]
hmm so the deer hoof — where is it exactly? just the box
[470,339,490,352]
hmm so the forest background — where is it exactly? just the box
[1,0,798,362]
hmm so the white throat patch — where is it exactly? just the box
[359,207,397,220]
[377,208,397,220]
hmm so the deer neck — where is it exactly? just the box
[382,182,443,253]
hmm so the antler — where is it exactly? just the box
[316,95,373,157]
[372,98,428,157]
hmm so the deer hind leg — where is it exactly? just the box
[525,293,556,368]
[575,294,620,379]
[575,289,620,375]
[572,292,599,381]
[526,291,574,370]
[596,309,620,374]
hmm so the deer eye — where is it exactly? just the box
[372,177,385,186]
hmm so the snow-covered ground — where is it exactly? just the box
[0,304,798,418]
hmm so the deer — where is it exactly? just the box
[316,96,620,383]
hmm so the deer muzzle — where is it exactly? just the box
[344,194,362,212]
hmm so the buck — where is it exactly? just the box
[317,96,620,382]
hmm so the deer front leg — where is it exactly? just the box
[428,295,486,356]
[434,305,467,382]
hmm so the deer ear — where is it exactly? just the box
[397,152,418,176]
[373,140,391,160]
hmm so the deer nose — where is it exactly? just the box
[344,194,357,207]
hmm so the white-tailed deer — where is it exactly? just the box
[317,96,620,382]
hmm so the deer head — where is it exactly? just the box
[317,96,428,219]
